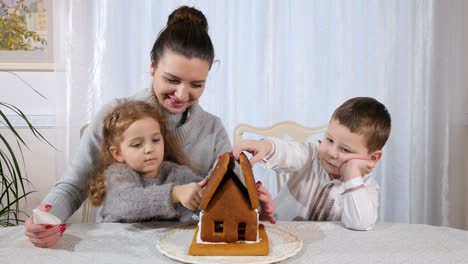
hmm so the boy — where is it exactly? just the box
[232,97,391,230]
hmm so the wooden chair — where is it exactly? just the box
[233,121,327,193]
[79,124,95,224]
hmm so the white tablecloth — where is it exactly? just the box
[1,221,467,263]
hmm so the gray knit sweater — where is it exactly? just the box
[42,89,232,221]
[97,161,203,223]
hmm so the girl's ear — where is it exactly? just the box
[369,150,382,164]
[109,145,125,163]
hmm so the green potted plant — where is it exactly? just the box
[0,72,53,227]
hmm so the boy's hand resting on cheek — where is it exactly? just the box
[339,159,375,182]
[172,178,208,211]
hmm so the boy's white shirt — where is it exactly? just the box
[262,138,379,231]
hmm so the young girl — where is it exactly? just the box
[88,100,206,223]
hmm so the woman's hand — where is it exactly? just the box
[232,140,273,166]
[256,181,276,224]
[172,178,208,211]
[24,204,66,248]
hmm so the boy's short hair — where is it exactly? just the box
[331,97,391,152]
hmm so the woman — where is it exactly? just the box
[25,6,275,248]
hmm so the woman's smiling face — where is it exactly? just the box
[151,49,210,114]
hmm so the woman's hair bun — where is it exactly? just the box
[167,6,208,32]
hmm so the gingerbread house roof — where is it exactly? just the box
[200,152,259,210]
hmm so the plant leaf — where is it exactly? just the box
[0,102,55,149]
[0,133,24,195]
[0,71,46,99]
[0,107,27,147]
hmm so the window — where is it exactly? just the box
[214,221,224,233]
[238,222,246,240]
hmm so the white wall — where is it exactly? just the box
[1,71,60,117]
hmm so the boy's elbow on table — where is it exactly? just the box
[342,205,377,231]
[343,217,376,231]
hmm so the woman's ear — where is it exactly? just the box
[369,150,382,164]
[150,61,155,75]
[109,146,125,163]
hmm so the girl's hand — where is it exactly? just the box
[232,140,273,166]
[256,181,276,224]
[172,178,208,211]
[339,159,375,182]
[24,204,67,248]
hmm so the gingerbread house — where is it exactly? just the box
[189,152,269,256]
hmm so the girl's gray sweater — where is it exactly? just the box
[97,161,203,223]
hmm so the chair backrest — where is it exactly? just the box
[79,123,95,224]
[233,121,327,194]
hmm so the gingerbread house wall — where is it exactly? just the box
[201,177,258,243]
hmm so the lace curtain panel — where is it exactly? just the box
[53,0,467,228]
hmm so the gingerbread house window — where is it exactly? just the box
[214,221,224,233]
[238,222,246,240]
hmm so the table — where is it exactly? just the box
[1,221,467,263]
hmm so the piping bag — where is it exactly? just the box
[32,209,62,225]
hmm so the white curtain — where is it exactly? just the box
[55,0,467,229]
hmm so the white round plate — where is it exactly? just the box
[157,224,303,264]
